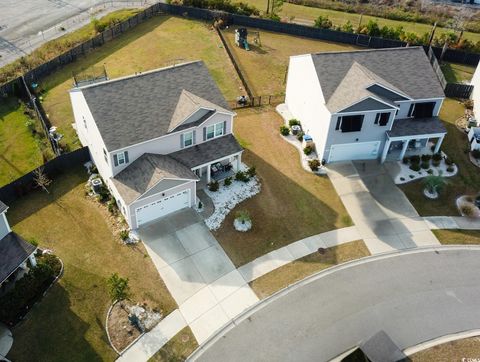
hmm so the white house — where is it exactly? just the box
[285,47,447,163]
[69,61,243,229]
[471,60,480,119]
[0,201,37,290]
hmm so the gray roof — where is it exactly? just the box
[0,200,7,214]
[79,61,232,151]
[340,97,396,113]
[170,134,243,168]
[310,47,445,113]
[112,153,198,204]
[359,331,407,362]
[0,232,36,284]
[387,117,446,138]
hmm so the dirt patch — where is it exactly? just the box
[107,301,142,353]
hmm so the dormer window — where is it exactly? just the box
[183,131,194,148]
[206,122,225,140]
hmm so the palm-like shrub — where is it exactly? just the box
[423,174,447,194]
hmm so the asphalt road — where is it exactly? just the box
[192,247,480,362]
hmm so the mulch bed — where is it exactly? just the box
[107,301,142,353]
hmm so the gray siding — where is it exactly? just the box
[0,214,10,239]
[138,179,190,200]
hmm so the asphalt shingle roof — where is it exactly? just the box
[0,200,7,214]
[79,61,231,151]
[387,117,446,138]
[0,232,37,284]
[310,47,445,112]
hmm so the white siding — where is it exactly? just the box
[472,62,480,119]
[285,55,331,160]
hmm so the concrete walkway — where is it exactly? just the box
[327,161,440,254]
[424,216,480,230]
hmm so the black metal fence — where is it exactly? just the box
[0,147,90,204]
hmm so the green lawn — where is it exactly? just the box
[149,327,198,362]
[441,62,476,83]
[214,108,351,267]
[245,0,480,43]
[250,240,369,299]
[401,98,478,216]
[6,168,176,362]
[222,27,356,96]
[40,16,243,150]
[433,229,480,245]
[0,98,47,187]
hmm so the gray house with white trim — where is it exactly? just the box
[69,61,243,229]
[285,47,447,163]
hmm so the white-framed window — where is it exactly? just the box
[117,152,125,165]
[183,131,193,147]
[103,148,108,164]
[206,122,225,140]
[114,151,129,166]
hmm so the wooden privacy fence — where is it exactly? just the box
[444,83,474,99]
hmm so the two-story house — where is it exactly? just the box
[69,61,243,229]
[285,47,447,164]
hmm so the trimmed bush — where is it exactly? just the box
[308,159,321,171]
[410,155,420,164]
[421,161,430,169]
[421,154,432,162]
[472,149,480,159]
[432,153,443,162]
[303,146,313,155]
[288,119,301,127]
[402,157,409,165]
[409,163,421,172]
[296,131,304,142]
[445,157,454,166]
[208,180,219,191]
[460,204,477,217]
[224,177,232,186]
[432,159,441,167]
[246,166,256,177]
[427,169,433,174]
[280,125,290,136]
[119,230,129,241]
[235,171,250,182]
[447,166,455,173]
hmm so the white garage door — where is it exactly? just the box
[136,189,191,227]
[329,141,380,163]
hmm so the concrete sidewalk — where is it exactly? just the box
[327,161,440,254]
[424,216,480,230]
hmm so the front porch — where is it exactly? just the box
[193,153,242,186]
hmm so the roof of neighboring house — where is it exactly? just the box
[0,232,37,284]
[309,47,445,113]
[78,61,232,151]
[387,117,447,138]
[170,134,243,169]
[0,200,7,214]
[112,153,198,204]
[358,331,407,362]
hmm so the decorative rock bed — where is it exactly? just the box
[234,218,252,232]
[423,188,438,200]
[204,164,260,230]
[394,153,458,185]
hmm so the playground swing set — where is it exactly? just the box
[234,28,261,50]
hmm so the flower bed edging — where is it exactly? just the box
[394,154,458,185]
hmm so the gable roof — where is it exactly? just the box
[339,97,396,113]
[112,153,198,204]
[77,61,231,151]
[0,200,7,214]
[0,232,36,284]
[310,47,445,112]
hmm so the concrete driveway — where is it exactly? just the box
[327,161,439,254]
[139,209,258,344]
[193,247,480,362]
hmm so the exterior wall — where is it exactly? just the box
[322,109,395,161]
[128,180,197,229]
[69,90,113,179]
[110,111,233,176]
[0,212,11,239]
[285,55,331,160]
[472,62,480,119]
[395,98,444,119]
[468,128,480,151]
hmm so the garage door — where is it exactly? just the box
[329,141,380,163]
[136,189,191,227]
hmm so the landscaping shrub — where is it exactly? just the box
[181,0,259,16]
[119,230,129,241]
[460,204,477,217]
[280,125,290,136]
[224,177,232,186]
[409,163,421,172]
[432,153,443,162]
[423,174,448,195]
[427,169,433,174]
[288,119,301,127]
[308,159,320,171]
[303,146,313,155]
[107,273,130,302]
[314,15,333,29]
[235,171,250,182]
[107,198,118,214]
[447,166,455,173]
[28,238,39,247]
[246,166,256,177]
[296,131,304,142]
[410,155,420,164]
[402,157,409,165]
[445,157,454,166]
[235,210,251,224]
[464,99,474,110]
[421,161,430,170]
[421,154,431,162]
[208,180,220,191]
[432,159,441,167]
[472,149,480,159]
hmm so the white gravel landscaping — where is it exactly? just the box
[204,164,261,230]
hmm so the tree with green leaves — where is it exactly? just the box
[314,16,333,29]
[107,273,130,302]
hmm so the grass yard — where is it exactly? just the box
[250,240,369,299]
[214,107,351,267]
[441,62,476,83]
[244,0,480,43]
[149,327,198,362]
[40,16,243,150]
[433,229,480,245]
[6,167,176,362]
[401,98,479,216]
[221,27,357,96]
[0,98,47,187]
[409,336,480,362]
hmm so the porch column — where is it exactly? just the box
[380,138,391,163]
[236,153,242,171]
[399,139,409,160]
[434,135,445,153]
[207,164,211,183]
[29,253,37,267]
[198,167,202,177]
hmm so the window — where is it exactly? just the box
[83,116,87,129]
[408,104,415,117]
[413,102,435,118]
[103,149,108,164]
[117,152,125,165]
[206,122,225,140]
[183,131,193,147]
[338,115,364,133]
[375,113,390,126]
[114,151,129,167]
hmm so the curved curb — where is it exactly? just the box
[105,300,122,355]
[187,245,480,361]
[404,329,480,356]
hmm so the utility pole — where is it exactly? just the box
[266,0,270,14]
[428,22,437,47]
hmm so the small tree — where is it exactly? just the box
[423,174,448,195]
[314,16,333,29]
[107,273,130,302]
[33,167,52,194]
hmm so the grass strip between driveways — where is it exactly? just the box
[250,240,370,299]
[433,229,480,245]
